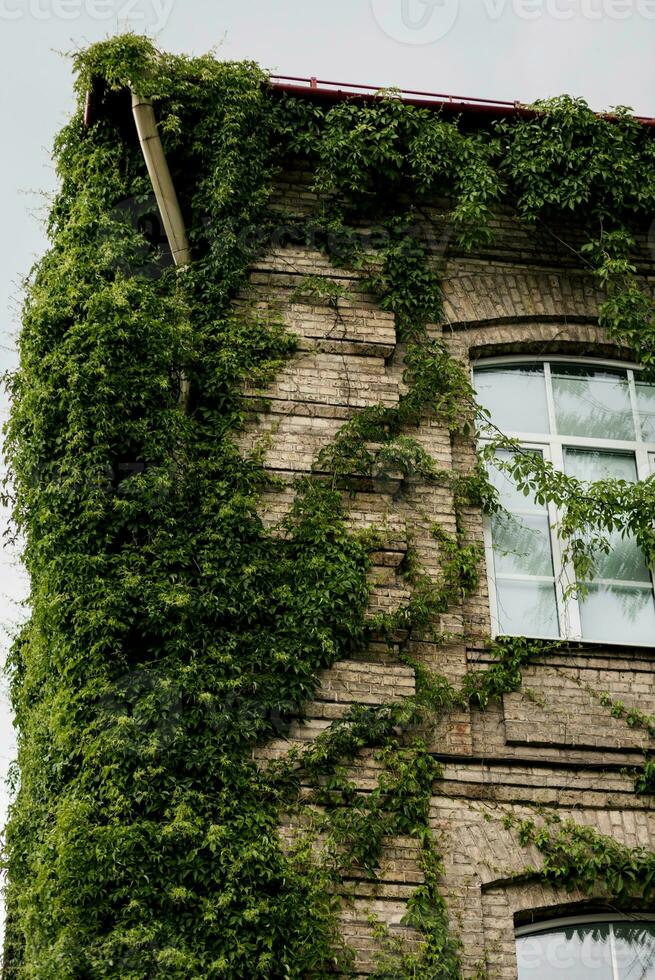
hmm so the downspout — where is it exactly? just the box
[130,91,191,411]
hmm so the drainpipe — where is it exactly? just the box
[131,91,191,411]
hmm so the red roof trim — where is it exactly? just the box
[268,75,655,127]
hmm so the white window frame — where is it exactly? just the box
[515,913,655,980]
[475,355,655,647]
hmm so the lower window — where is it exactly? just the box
[516,917,655,979]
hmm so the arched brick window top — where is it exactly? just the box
[472,355,655,648]
[468,335,633,366]
[515,913,655,979]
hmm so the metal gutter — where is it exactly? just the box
[268,74,655,127]
[130,91,191,411]
[131,93,191,267]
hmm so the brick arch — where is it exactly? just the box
[467,329,636,365]
[441,265,605,328]
[447,318,628,365]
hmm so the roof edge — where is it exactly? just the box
[268,75,655,127]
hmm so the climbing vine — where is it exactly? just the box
[5,32,655,979]
[505,810,655,902]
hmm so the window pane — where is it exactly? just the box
[579,584,655,645]
[552,364,635,440]
[495,579,559,638]
[489,449,546,513]
[591,532,653,583]
[491,514,553,576]
[516,924,613,980]
[492,513,554,577]
[490,448,559,638]
[614,922,655,979]
[474,364,549,435]
[564,448,638,484]
[564,449,651,582]
[636,380,655,443]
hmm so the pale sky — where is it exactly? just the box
[0,0,654,940]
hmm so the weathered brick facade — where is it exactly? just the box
[247,162,655,977]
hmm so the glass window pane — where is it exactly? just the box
[591,531,653,583]
[614,922,655,979]
[564,448,638,484]
[564,450,650,582]
[489,449,547,513]
[495,579,559,638]
[636,381,655,443]
[516,924,613,980]
[552,364,635,440]
[474,364,549,435]
[579,584,655,645]
[492,513,554,577]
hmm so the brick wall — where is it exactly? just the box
[246,166,655,977]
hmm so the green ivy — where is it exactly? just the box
[6,34,655,980]
[507,811,655,901]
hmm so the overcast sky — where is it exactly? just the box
[0,0,654,939]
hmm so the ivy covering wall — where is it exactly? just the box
[4,34,655,979]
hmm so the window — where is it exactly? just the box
[516,916,655,979]
[473,359,655,646]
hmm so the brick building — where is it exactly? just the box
[8,59,655,979]
[243,81,655,978]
